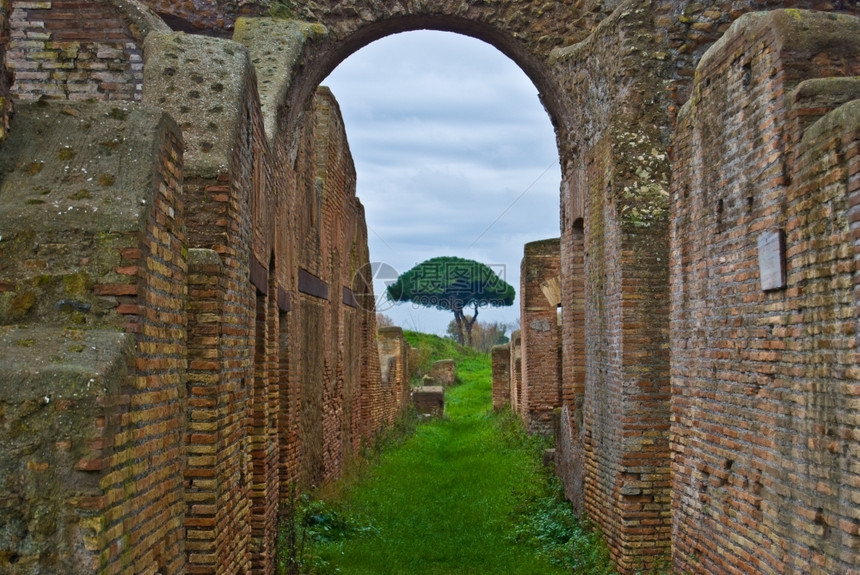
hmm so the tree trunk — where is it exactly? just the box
[464,303,479,347]
[453,309,465,346]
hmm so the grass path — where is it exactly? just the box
[300,352,583,575]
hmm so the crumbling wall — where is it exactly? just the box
[0,100,186,574]
[6,0,167,102]
[142,30,263,573]
[3,1,860,574]
[509,330,521,416]
[430,359,456,387]
[671,10,860,574]
[491,344,511,410]
[553,3,674,569]
[306,86,391,484]
[280,85,391,488]
[519,238,562,435]
[557,211,586,514]
[0,11,398,574]
[377,326,411,423]
[0,0,12,141]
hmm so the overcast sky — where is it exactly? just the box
[322,30,560,337]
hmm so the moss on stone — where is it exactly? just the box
[143,31,253,178]
[8,291,37,320]
[613,129,671,229]
[232,17,329,142]
[699,10,860,78]
[801,99,860,151]
[108,107,129,121]
[0,325,134,565]
[62,272,91,297]
[24,161,44,175]
[33,275,58,288]
[0,101,174,238]
[791,77,860,114]
[268,0,294,19]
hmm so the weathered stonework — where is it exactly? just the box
[671,11,860,574]
[0,1,858,574]
[377,326,411,429]
[430,359,456,387]
[6,0,165,102]
[0,99,187,574]
[490,344,510,410]
[519,238,561,435]
[0,21,407,574]
[412,385,444,417]
[509,329,521,417]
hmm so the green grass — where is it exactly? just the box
[402,329,480,385]
[403,330,469,361]
[283,333,617,575]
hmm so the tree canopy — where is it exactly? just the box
[386,256,515,346]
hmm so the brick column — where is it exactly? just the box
[519,238,562,435]
[491,345,511,410]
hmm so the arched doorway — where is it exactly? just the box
[321,30,561,336]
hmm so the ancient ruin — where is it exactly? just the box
[0,0,857,573]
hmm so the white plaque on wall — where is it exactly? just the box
[757,229,786,291]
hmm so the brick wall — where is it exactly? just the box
[0,100,186,574]
[671,10,860,574]
[134,25,398,573]
[491,344,511,410]
[553,4,674,569]
[0,23,404,571]
[557,211,586,514]
[509,330,521,416]
[519,238,562,435]
[377,326,411,422]
[283,87,397,488]
[650,0,851,111]
[120,103,187,575]
[4,2,860,575]
[0,0,11,141]
[143,31,263,573]
[5,0,166,101]
[185,248,252,575]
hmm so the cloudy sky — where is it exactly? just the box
[322,30,560,337]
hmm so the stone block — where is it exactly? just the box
[430,359,456,387]
[412,386,444,417]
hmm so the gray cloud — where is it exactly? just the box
[323,30,560,336]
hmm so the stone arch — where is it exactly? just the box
[229,3,677,572]
[277,14,570,147]
[7,1,858,573]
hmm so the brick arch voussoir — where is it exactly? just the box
[278,11,574,172]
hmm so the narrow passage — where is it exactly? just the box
[293,336,610,575]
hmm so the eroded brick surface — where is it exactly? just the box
[1,1,858,574]
[671,11,860,575]
[519,238,561,435]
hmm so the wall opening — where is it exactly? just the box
[321,30,561,338]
